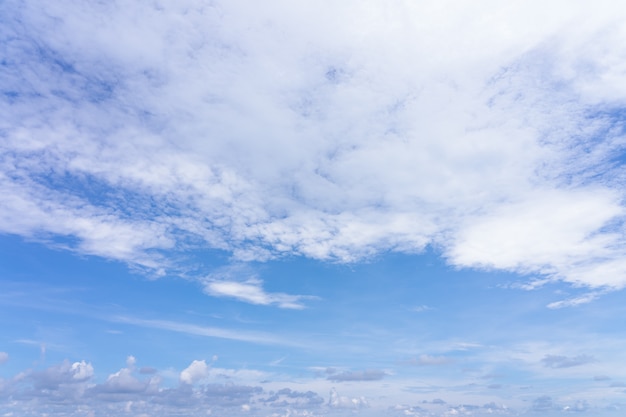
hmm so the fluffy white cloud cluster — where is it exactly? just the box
[2,0,626,295]
[0,355,624,417]
[180,360,209,385]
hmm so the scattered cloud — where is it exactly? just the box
[261,388,324,409]
[326,369,386,382]
[2,2,626,417]
[541,354,594,369]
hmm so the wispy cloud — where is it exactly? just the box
[547,291,606,309]
[202,265,316,309]
[541,354,594,369]
[403,355,455,366]
[326,369,387,382]
[109,315,301,347]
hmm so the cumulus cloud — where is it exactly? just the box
[180,360,209,385]
[2,0,626,299]
[0,352,8,364]
[0,358,272,415]
[261,388,324,409]
[30,360,94,390]
[92,367,150,396]
[0,356,618,417]
[328,388,369,409]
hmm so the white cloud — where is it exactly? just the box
[202,264,315,308]
[328,387,369,409]
[126,355,137,369]
[28,360,94,390]
[326,370,386,382]
[448,189,626,288]
[2,0,626,296]
[71,360,94,381]
[180,360,209,385]
[109,315,302,346]
[203,278,308,309]
[0,352,7,364]
[547,292,605,309]
[99,367,146,393]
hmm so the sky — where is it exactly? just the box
[1,0,626,415]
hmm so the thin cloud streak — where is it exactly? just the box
[109,315,303,347]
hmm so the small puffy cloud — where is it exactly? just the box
[31,360,94,389]
[126,355,136,368]
[541,354,594,369]
[328,388,369,409]
[180,360,209,385]
[71,360,95,381]
[563,400,589,412]
[94,368,148,395]
[0,352,8,364]
[327,370,386,382]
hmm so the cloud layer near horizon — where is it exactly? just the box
[2,0,626,293]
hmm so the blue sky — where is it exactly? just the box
[2,0,626,416]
